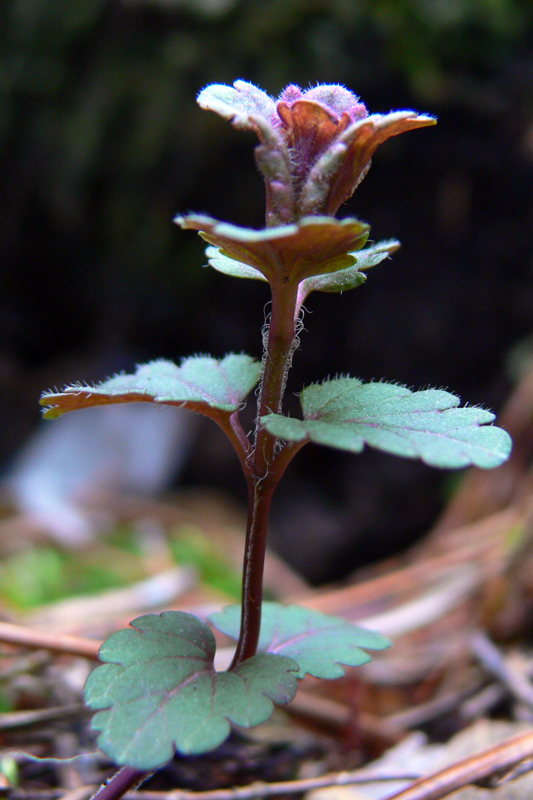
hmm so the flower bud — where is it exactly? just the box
[198,81,435,224]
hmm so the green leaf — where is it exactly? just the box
[205,240,399,290]
[40,354,262,419]
[262,378,512,469]
[85,612,298,769]
[210,603,390,679]
[300,239,399,295]
[205,246,267,282]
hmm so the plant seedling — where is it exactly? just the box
[41,81,512,791]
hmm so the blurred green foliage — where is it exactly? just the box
[169,525,242,599]
[0,693,14,715]
[0,542,145,608]
[0,523,240,610]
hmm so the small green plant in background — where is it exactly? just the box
[0,543,143,610]
[41,81,511,792]
[169,526,242,600]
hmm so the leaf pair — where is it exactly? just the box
[85,604,390,769]
[205,238,400,300]
[41,359,511,471]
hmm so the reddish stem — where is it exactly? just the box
[229,478,275,667]
[204,410,252,479]
[271,437,308,480]
[90,767,150,800]
[230,281,300,669]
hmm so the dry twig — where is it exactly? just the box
[3,768,423,800]
[0,704,89,731]
[0,620,100,659]
[471,631,533,710]
[382,728,533,800]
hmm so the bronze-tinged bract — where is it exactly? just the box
[176,214,369,286]
[198,81,436,225]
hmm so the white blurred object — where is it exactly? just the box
[7,404,196,546]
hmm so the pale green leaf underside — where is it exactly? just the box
[262,378,512,469]
[205,245,267,281]
[85,612,298,769]
[205,240,398,292]
[40,354,262,418]
[210,603,390,679]
[300,239,399,294]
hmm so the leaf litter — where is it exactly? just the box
[2,366,533,797]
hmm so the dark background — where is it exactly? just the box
[2,0,533,581]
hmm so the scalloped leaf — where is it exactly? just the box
[85,612,298,769]
[261,379,512,469]
[40,354,262,419]
[300,239,399,295]
[210,603,390,679]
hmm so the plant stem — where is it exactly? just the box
[200,409,252,479]
[90,766,150,800]
[230,281,300,669]
[257,281,300,433]
[229,478,275,667]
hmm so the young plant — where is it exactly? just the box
[41,81,511,781]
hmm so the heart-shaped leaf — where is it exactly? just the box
[40,354,262,419]
[85,612,298,769]
[262,378,511,469]
[210,603,390,679]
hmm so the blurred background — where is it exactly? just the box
[2,0,533,585]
